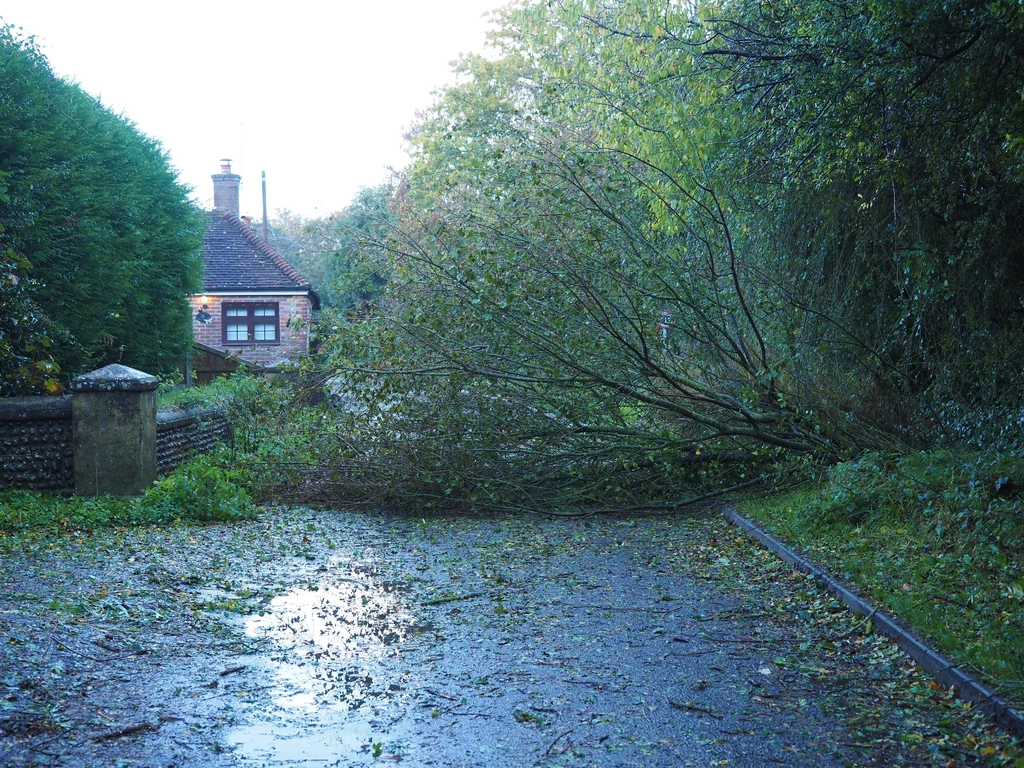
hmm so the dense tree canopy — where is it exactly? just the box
[0,25,203,392]
[313,0,1024,511]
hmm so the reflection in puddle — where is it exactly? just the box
[228,568,419,764]
[246,575,412,655]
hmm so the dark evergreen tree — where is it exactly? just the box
[0,25,203,388]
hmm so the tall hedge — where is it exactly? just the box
[0,25,203,391]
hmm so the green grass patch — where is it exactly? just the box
[740,450,1024,705]
[0,455,257,532]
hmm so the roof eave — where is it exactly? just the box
[200,286,315,294]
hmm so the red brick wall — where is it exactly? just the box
[188,294,312,367]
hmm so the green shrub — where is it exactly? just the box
[140,455,257,523]
[158,371,290,462]
[157,371,260,411]
[222,374,283,456]
[0,456,257,532]
[807,450,1024,540]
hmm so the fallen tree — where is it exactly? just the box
[295,0,1024,512]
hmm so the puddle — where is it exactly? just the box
[229,718,373,766]
[227,568,419,764]
[245,574,412,655]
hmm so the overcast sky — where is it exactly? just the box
[1,1,506,218]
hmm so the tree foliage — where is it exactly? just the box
[688,0,1024,427]
[311,0,1024,512]
[0,25,204,390]
[266,185,392,311]
[0,241,67,395]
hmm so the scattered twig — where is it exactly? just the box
[90,720,159,743]
[573,476,767,516]
[705,634,770,644]
[423,688,459,701]
[333,577,371,588]
[219,664,247,677]
[669,699,723,718]
[571,604,677,614]
[694,610,767,622]
[54,644,107,663]
[563,679,621,691]
[0,710,53,737]
[24,733,62,755]
[421,591,487,606]
[275,617,298,633]
[545,729,573,756]
[670,650,720,658]
[202,684,277,701]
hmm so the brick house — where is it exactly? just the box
[188,161,319,375]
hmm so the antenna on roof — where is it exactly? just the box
[261,171,269,244]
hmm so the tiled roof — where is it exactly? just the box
[200,211,319,305]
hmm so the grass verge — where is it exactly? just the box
[739,449,1024,708]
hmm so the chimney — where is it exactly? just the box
[212,158,241,216]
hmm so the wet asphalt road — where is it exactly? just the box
[225,514,849,767]
[1,509,996,766]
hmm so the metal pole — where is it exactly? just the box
[262,171,269,243]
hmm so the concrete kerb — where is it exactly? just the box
[718,503,1024,739]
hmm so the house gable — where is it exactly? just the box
[190,161,319,372]
[201,210,319,299]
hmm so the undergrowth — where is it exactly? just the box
[741,449,1024,705]
[2,373,286,533]
[0,454,256,531]
[156,369,266,411]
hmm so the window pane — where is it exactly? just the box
[254,323,276,341]
[226,324,249,341]
[254,306,276,317]
[226,307,248,317]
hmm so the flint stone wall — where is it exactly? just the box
[156,408,231,475]
[0,395,230,492]
[0,397,74,491]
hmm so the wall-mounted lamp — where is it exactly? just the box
[195,304,212,324]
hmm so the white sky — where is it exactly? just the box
[1,1,506,218]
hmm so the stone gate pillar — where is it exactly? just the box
[72,364,159,496]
